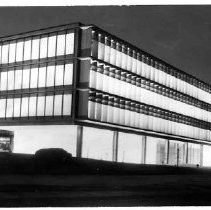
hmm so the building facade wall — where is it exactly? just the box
[0,24,78,125]
[0,22,209,166]
[77,26,211,144]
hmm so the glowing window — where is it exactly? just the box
[21,97,29,117]
[37,96,45,116]
[48,35,56,57]
[40,37,48,58]
[45,95,54,116]
[24,40,32,61]
[55,65,64,86]
[66,33,74,55]
[57,34,65,56]
[63,94,72,115]
[13,98,21,117]
[30,68,38,88]
[64,64,73,85]
[54,94,62,116]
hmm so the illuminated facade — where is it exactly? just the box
[0,22,209,166]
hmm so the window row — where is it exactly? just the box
[0,32,74,64]
[89,91,211,130]
[90,61,211,112]
[88,99,211,141]
[0,94,72,118]
[89,68,211,123]
[0,63,73,91]
[91,32,211,104]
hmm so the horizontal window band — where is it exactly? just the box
[89,88,211,130]
[76,119,211,146]
[0,85,73,99]
[91,27,211,94]
[0,94,72,120]
[90,58,211,112]
[89,100,210,131]
[0,23,78,42]
[0,116,74,125]
[89,68,211,121]
[0,55,74,72]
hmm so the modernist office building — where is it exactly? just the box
[0,22,209,165]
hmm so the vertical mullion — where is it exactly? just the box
[61,31,67,117]
[5,42,10,119]
[44,64,48,117]
[19,39,25,118]
[12,40,17,118]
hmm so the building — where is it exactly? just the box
[0,130,14,152]
[0,22,209,166]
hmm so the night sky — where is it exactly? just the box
[0,6,210,83]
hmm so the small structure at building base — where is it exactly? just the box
[0,130,14,153]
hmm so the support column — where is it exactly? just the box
[112,131,119,162]
[10,135,14,153]
[186,142,189,164]
[166,140,170,164]
[200,144,203,167]
[141,136,147,164]
[176,145,179,167]
[76,126,83,158]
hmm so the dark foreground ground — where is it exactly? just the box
[1,150,211,207]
